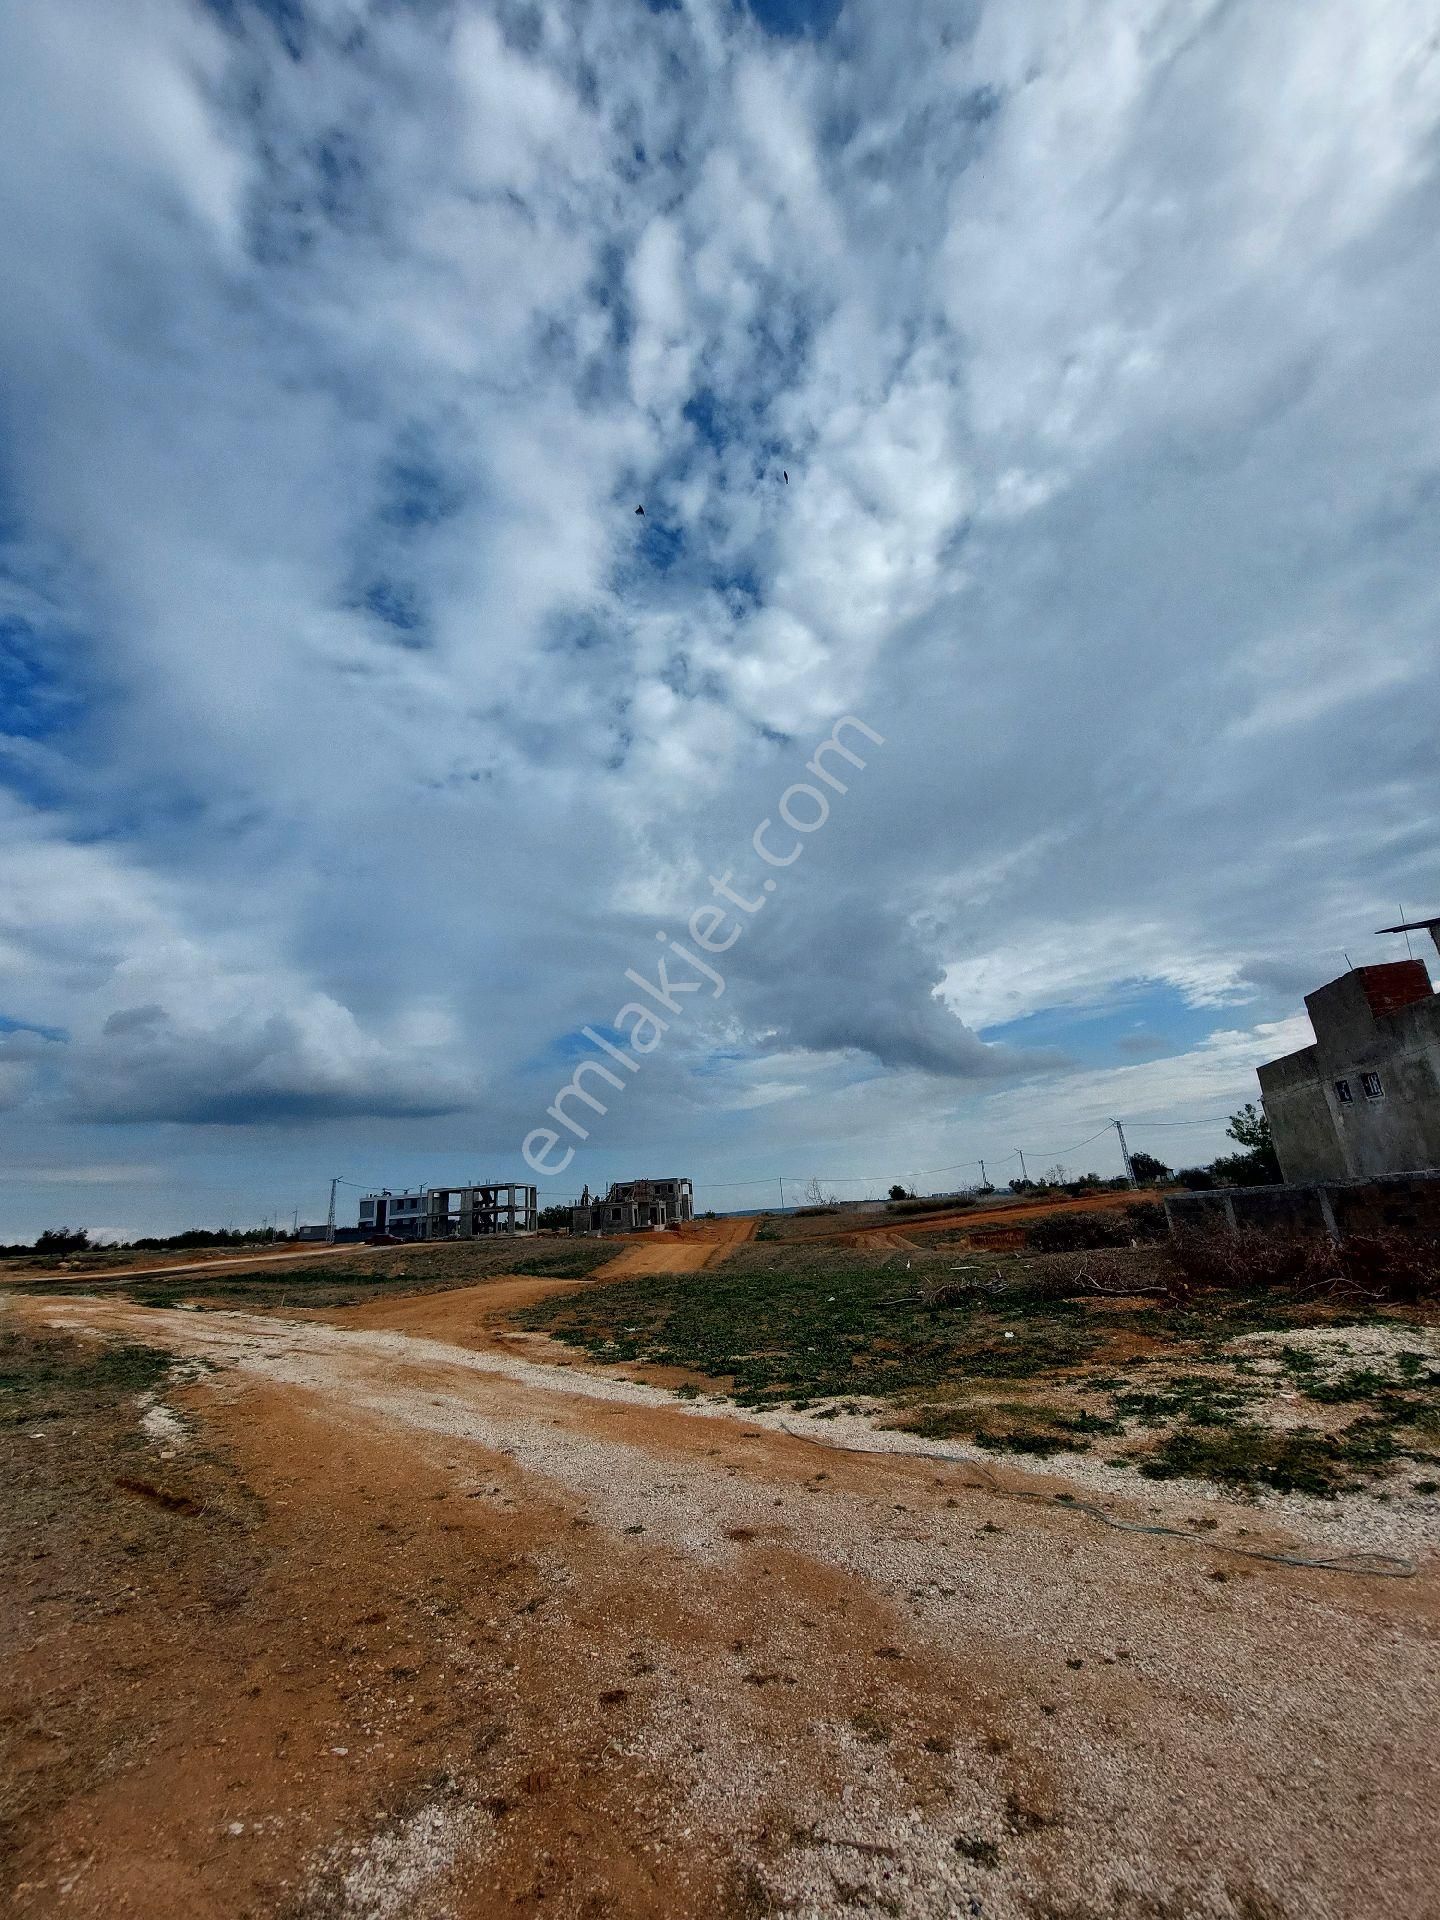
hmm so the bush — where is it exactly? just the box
[129,1227,286,1251]
[1122,1201,1169,1243]
[1027,1210,1135,1252]
[1029,1203,1165,1252]
[1165,1224,1440,1301]
[1167,1229,1335,1292]
[1338,1229,1440,1303]
[1172,1167,1218,1191]
[887,1192,975,1217]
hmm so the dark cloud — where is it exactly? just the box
[73,1011,470,1127]
[102,1003,167,1036]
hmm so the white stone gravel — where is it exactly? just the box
[25,1296,1440,1920]
[46,1302,1440,1561]
[1233,1322,1440,1370]
[136,1394,189,1449]
[312,1795,486,1919]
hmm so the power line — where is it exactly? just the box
[1005,1124,1113,1163]
[693,1159,986,1190]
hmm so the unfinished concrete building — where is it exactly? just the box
[358,1182,537,1241]
[570,1177,694,1234]
[1257,918,1440,1184]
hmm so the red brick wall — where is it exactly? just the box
[1357,960,1432,1018]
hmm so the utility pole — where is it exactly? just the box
[326,1176,340,1244]
[1014,1148,1027,1182]
[978,1158,987,1189]
[1112,1119,1137,1188]
[778,1175,785,1211]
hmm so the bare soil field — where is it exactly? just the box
[3,1238,617,1313]
[0,1243,374,1286]
[3,1218,1438,1919]
[757,1189,1164,1248]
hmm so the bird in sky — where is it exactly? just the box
[783,470,788,483]
[635,504,645,515]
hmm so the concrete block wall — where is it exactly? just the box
[1165,1169,1440,1241]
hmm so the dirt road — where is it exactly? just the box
[589,1215,758,1277]
[3,1242,375,1288]
[5,1255,1437,1920]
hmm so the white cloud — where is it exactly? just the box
[0,0,1437,1218]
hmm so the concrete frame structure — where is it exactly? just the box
[359,1182,538,1240]
[1258,936,1440,1185]
[570,1177,694,1234]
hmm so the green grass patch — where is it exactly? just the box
[513,1255,1101,1409]
[0,1328,173,1426]
[1136,1420,1410,1497]
[1109,1373,1256,1428]
[904,1401,1124,1451]
[511,1240,1437,1496]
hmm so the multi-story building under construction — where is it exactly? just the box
[570,1176,694,1234]
[358,1182,537,1241]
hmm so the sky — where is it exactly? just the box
[1,0,1438,1239]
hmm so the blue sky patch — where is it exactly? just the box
[743,0,844,38]
[0,1014,67,1043]
[378,450,465,530]
[360,577,428,642]
[979,981,1227,1067]
[201,0,305,58]
[0,615,80,742]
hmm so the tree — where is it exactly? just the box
[537,1203,571,1231]
[35,1227,90,1255]
[1128,1150,1172,1185]
[1209,1149,1281,1188]
[1220,1102,1282,1183]
[1226,1102,1271,1154]
[888,1183,914,1202]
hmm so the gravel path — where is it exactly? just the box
[15,1289,1440,1920]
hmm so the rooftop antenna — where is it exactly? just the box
[1376,912,1440,964]
[1398,904,1414,960]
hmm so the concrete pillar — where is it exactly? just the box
[1317,1185,1340,1243]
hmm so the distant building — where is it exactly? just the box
[1257,922,1440,1184]
[571,1177,694,1234]
[358,1182,537,1241]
